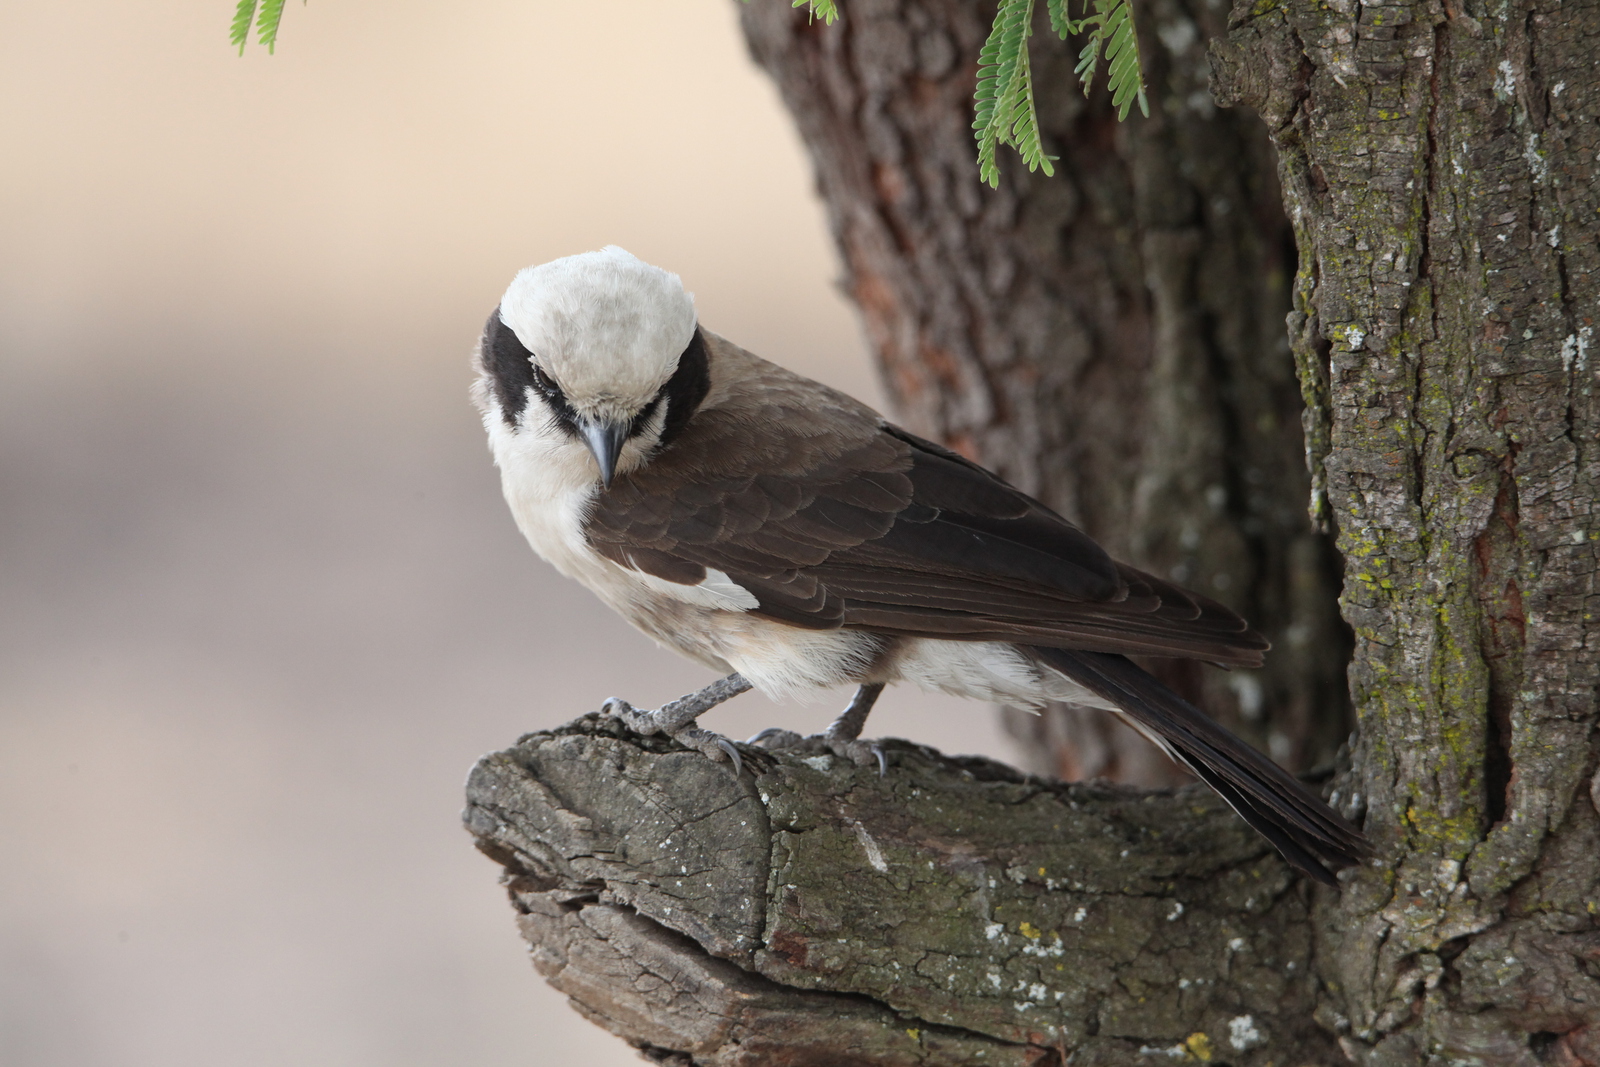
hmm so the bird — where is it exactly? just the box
[474,246,1368,886]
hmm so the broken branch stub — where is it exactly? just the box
[464,714,1341,1064]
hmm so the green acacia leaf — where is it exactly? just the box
[230,0,259,55]
[255,0,286,53]
[1046,0,1079,38]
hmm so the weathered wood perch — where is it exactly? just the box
[464,713,1346,1065]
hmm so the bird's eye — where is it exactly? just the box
[531,364,562,399]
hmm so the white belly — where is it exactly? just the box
[884,639,1119,712]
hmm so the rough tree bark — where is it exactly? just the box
[1210,0,1600,1059]
[466,0,1600,1062]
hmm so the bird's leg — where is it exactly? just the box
[602,673,767,775]
[749,682,889,777]
[824,682,884,744]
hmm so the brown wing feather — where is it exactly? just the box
[584,368,1267,666]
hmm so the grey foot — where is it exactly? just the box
[602,673,771,776]
[748,727,889,776]
[747,683,889,776]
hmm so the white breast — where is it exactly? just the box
[486,414,610,585]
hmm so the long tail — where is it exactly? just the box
[1030,647,1369,886]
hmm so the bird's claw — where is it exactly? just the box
[750,729,889,777]
[604,700,768,776]
[836,738,889,777]
[748,727,804,747]
[716,736,743,776]
[601,696,655,735]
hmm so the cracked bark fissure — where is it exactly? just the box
[467,0,1600,1061]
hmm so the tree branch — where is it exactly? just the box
[464,714,1342,1064]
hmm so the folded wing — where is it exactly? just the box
[585,396,1266,667]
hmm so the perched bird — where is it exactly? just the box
[475,246,1367,885]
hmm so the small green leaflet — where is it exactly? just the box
[973,0,1053,188]
[1070,0,1149,121]
[792,0,839,23]
[974,0,1148,188]
[231,0,291,55]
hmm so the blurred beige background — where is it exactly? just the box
[0,3,1013,1065]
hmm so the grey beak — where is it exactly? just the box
[578,417,630,488]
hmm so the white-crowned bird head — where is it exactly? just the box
[481,247,704,487]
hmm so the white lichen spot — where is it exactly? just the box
[1525,132,1549,184]
[1228,937,1247,952]
[1138,1044,1191,1059]
[1494,59,1516,101]
[1548,226,1561,248]
[1167,901,1185,922]
[850,820,889,874]
[1023,934,1066,959]
[801,755,832,772]
[1073,907,1088,923]
[987,971,1003,989]
[985,923,1005,941]
[1029,983,1048,1000]
[1229,1014,1265,1051]
[1552,81,1566,97]
[1347,326,1366,350]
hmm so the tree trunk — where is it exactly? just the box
[468,0,1600,1061]
[738,0,1353,789]
[1212,0,1600,1059]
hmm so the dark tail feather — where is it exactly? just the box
[1031,647,1369,887]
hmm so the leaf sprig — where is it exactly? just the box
[231,0,288,56]
[793,0,839,23]
[975,0,1149,188]
[227,0,1147,187]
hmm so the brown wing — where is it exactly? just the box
[585,383,1267,667]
